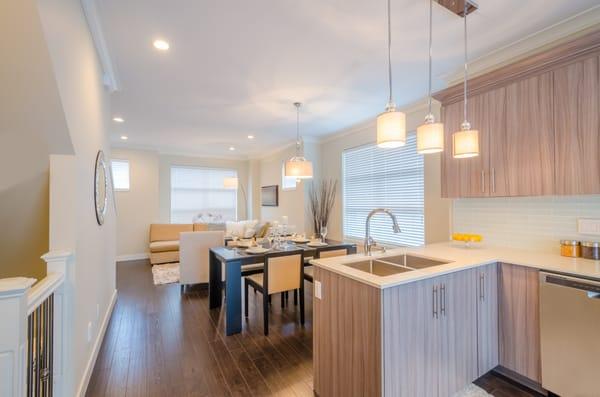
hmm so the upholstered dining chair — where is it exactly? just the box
[244,249,304,335]
[304,246,351,283]
[179,231,224,292]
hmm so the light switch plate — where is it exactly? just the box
[578,218,600,235]
[314,280,322,300]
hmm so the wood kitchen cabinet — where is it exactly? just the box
[476,263,499,376]
[498,263,541,383]
[553,56,600,195]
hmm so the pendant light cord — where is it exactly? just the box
[427,0,433,116]
[387,0,393,106]
[463,0,468,124]
[295,102,301,156]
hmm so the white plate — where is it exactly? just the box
[246,247,270,254]
[290,238,310,243]
[307,241,328,247]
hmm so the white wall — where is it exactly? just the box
[111,148,160,258]
[36,0,117,395]
[319,102,451,244]
[453,195,600,253]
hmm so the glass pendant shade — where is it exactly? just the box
[376,108,406,148]
[452,125,479,158]
[223,177,239,189]
[284,157,313,179]
[417,117,444,154]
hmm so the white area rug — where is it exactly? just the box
[454,384,494,397]
[152,263,180,285]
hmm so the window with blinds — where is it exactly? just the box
[170,166,238,223]
[342,133,424,247]
[111,159,130,191]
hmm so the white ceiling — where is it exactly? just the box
[97,0,599,159]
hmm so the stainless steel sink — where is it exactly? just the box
[343,260,413,276]
[380,254,451,269]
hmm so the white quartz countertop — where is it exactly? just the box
[309,242,600,289]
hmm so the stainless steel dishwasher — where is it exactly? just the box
[540,272,600,396]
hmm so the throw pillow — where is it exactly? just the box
[225,221,245,238]
[243,219,259,238]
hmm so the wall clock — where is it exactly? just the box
[94,150,109,225]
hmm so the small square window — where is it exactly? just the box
[281,163,297,190]
[111,159,130,191]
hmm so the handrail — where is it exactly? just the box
[27,272,65,315]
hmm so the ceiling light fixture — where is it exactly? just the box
[284,102,313,179]
[229,146,235,151]
[247,135,255,139]
[120,135,128,140]
[376,0,406,149]
[113,117,124,123]
[417,0,444,154]
[452,1,479,159]
[153,39,170,51]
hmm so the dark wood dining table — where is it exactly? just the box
[209,239,357,335]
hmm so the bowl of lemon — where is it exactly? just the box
[452,233,483,248]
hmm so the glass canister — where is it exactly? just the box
[582,241,600,260]
[560,240,581,258]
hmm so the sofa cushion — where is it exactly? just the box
[150,224,193,242]
[150,250,179,265]
[149,240,179,253]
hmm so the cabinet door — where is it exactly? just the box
[383,278,439,397]
[441,101,463,198]
[498,263,541,382]
[437,269,479,397]
[553,56,600,194]
[503,73,555,196]
[477,263,499,376]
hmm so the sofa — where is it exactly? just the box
[149,223,225,265]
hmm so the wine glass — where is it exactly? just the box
[320,223,328,243]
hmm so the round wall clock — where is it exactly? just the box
[94,150,109,225]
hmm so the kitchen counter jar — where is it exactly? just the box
[560,240,581,257]
[582,241,600,260]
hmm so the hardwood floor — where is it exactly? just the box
[87,260,541,397]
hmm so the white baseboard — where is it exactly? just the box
[116,253,149,262]
[76,289,117,397]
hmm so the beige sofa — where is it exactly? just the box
[149,223,218,265]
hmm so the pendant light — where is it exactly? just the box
[284,102,313,179]
[417,0,444,154]
[452,0,479,158]
[376,0,406,148]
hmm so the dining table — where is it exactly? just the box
[209,239,357,335]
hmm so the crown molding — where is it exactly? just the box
[110,142,251,162]
[441,5,600,86]
[81,0,119,92]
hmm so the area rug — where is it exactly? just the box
[454,384,493,397]
[151,262,180,285]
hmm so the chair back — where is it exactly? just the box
[316,246,350,259]
[179,231,224,284]
[265,250,303,295]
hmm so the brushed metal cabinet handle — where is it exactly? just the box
[491,168,496,194]
[440,284,446,316]
[479,273,485,301]
[481,170,485,193]
[433,286,438,319]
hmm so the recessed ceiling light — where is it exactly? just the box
[247,135,255,139]
[113,117,124,123]
[120,135,128,140]
[229,146,235,151]
[153,39,170,51]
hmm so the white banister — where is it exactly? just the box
[0,277,36,397]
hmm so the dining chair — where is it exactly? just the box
[304,246,351,283]
[244,249,304,335]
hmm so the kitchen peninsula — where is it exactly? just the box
[311,242,600,397]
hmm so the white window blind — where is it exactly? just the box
[342,134,424,247]
[281,162,297,190]
[170,166,237,223]
[111,160,130,191]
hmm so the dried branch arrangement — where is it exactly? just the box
[308,179,338,236]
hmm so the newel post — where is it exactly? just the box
[0,277,36,396]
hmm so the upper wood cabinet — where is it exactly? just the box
[553,56,600,195]
[503,72,555,196]
[437,30,600,198]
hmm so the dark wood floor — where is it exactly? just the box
[87,260,540,397]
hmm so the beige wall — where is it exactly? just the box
[37,0,117,394]
[111,149,160,258]
[319,102,451,244]
[0,0,73,280]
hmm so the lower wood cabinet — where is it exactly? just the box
[498,263,541,383]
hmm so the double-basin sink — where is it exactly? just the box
[343,253,452,277]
